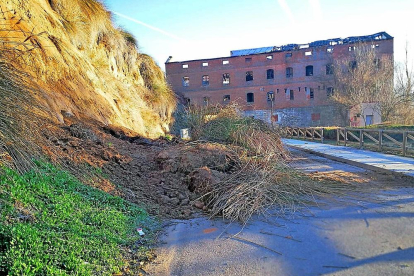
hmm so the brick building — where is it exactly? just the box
[165,32,393,127]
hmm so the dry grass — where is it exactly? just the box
[0,0,176,138]
[176,104,359,222]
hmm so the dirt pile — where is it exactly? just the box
[37,115,242,219]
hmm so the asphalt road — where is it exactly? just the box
[145,149,414,276]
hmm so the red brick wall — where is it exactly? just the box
[166,38,393,111]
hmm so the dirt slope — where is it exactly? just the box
[0,0,175,138]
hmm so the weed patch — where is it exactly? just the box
[0,162,156,275]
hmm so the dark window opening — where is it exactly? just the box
[326,63,334,75]
[277,88,279,93]
[267,69,274,79]
[245,57,252,62]
[298,87,301,91]
[247,92,254,103]
[182,76,190,87]
[286,67,293,78]
[184,98,190,105]
[374,58,381,69]
[327,87,334,97]
[223,95,230,103]
[246,71,253,82]
[203,96,210,106]
[306,65,314,76]
[310,88,314,99]
[202,75,209,86]
[223,73,230,85]
[285,53,292,58]
[349,61,357,71]
[290,90,294,100]
[318,86,320,91]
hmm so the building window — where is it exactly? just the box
[184,97,190,105]
[305,51,312,56]
[202,75,209,86]
[203,96,210,106]
[371,44,379,49]
[182,64,188,69]
[326,64,334,75]
[306,65,314,76]
[349,46,356,51]
[182,76,189,87]
[247,92,254,103]
[349,60,357,71]
[286,67,293,78]
[245,57,252,62]
[222,60,229,65]
[267,91,274,101]
[223,95,230,103]
[266,55,273,60]
[285,53,292,58]
[310,88,314,99]
[266,69,274,79]
[327,47,333,53]
[290,90,294,100]
[246,71,253,82]
[374,58,381,69]
[222,73,230,85]
[298,87,301,91]
[202,62,208,67]
[277,88,279,93]
[327,87,334,97]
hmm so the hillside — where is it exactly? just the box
[0,0,176,138]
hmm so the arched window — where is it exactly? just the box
[326,64,334,75]
[246,71,254,81]
[182,76,190,87]
[267,69,274,79]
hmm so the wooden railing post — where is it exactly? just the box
[321,128,324,144]
[359,130,363,149]
[403,131,407,156]
[312,128,315,141]
[344,128,348,147]
[336,128,340,145]
[379,130,383,151]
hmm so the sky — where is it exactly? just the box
[103,0,414,71]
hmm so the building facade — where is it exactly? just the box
[165,32,393,127]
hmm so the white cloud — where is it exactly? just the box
[113,12,184,41]
[277,0,295,24]
[309,0,323,21]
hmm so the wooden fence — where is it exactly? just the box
[282,127,414,157]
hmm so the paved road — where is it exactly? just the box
[145,149,414,276]
[283,138,414,178]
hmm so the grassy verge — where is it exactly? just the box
[0,161,156,276]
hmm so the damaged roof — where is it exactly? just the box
[230,32,393,57]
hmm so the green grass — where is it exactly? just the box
[0,161,155,276]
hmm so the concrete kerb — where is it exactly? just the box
[286,144,414,180]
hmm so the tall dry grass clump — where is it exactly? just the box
[175,104,355,222]
[0,0,176,138]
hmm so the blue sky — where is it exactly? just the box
[103,0,414,71]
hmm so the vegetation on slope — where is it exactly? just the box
[0,0,176,138]
[0,162,155,276]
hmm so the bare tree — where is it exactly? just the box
[330,43,395,124]
[394,43,414,124]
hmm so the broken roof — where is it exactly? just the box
[230,32,393,57]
